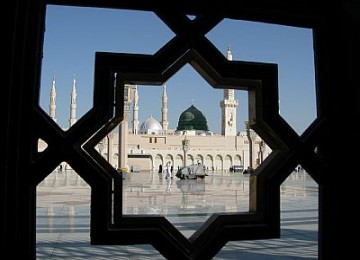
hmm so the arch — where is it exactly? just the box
[214,155,223,171]
[174,154,183,169]
[154,154,164,172]
[233,154,242,166]
[187,154,194,165]
[195,154,204,165]
[165,154,174,163]
[204,154,213,170]
[223,154,232,171]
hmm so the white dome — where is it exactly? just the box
[139,116,163,134]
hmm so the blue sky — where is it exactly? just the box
[40,5,316,134]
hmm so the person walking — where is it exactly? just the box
[165,161,172,179]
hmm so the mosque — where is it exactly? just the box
[40,47,270,172]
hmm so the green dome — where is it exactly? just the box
[176,105,209,131]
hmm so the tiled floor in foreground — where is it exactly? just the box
[36,170,318,259]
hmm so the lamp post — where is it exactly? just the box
[182,136,190,166]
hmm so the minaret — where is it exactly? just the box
[119,84,131,170]
[69,75,77,127]
[49,76,57,122]
[132,85,139,134]
[278,99,281,115]
[220,45,239,136]
[161,83,169,131]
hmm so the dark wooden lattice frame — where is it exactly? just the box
[8,1,339,259]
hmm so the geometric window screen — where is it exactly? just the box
[35,3,325,260]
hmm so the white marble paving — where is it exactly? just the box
[36,169,318,259]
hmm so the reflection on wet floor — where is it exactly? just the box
[37,169,316,237]
[122,171,251,236]
[122,171,250,217]
[36,169,318,258]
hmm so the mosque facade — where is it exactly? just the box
[40,47,271,173]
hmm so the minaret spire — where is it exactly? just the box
[224,45,235,100]
[226,44,233,61]
[220,45,239,136]
[161,83,169,131]
[49,75,57,122]
[69,74,77,127]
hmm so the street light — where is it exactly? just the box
[182,136,190,166]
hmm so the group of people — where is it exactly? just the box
[158,161,174,179]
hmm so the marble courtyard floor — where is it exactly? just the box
[36,169,318,259]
